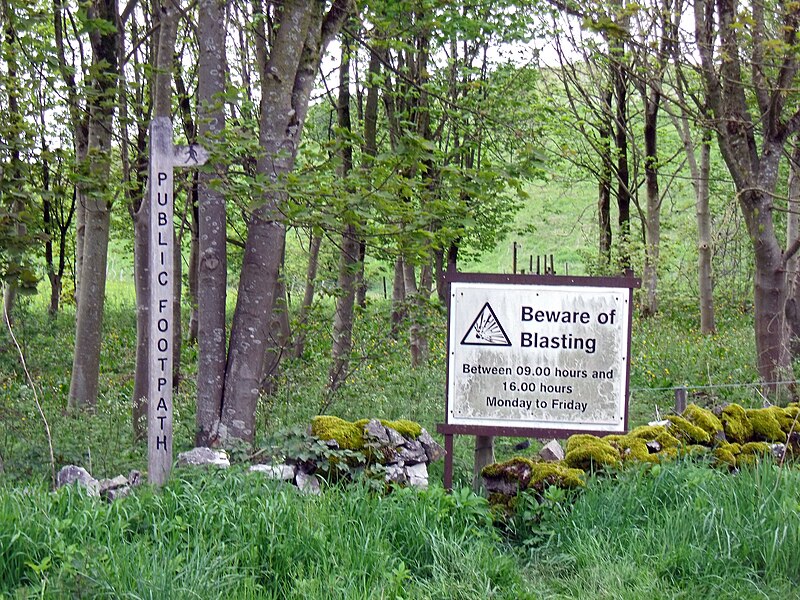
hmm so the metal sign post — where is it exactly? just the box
[148,117,208,486]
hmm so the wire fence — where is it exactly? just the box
[630,379,799,414]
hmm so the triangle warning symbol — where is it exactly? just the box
[461,302,512,346]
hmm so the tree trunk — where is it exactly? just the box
[613,55,631,270]
[187,187,199,344]
[696,134,715,334]
[292,232,321,359]
[329,224,361,391]
[391,256,406,337]
[403,261,427,368]
[434,247,446,304]
[598,88,613,264]
[1,1,23,319]
[220,0,351,444]
[785,142,800,355]
[353,46,380,312]
[329,35,360,393]
[641,94,661,317]
[53,0,88,305]
[195,0,230,447]
[260,274,291,397]
[132,202,149,438]
[355,240,367,309]
[668,92,715,334]
[67,0,119,409]
[172,226,182,389]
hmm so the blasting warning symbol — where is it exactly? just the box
[461,302,512,346]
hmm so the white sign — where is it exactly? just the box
[447,280,632,433]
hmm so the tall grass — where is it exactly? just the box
[0,472,531,599]
[523,460,800,598]
[2,461,799,598]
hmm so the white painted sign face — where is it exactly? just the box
[447,281,631,432]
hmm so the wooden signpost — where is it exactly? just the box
[148,117,208,486]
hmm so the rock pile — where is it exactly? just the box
[55,417,444,499]
[251,417,444,492]
[482,401,800,504]
[56,465,142,501]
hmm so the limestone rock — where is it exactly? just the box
[99,475,128,491]
[250,463,296,480]
[295,471,321,495]
[645,440,662,453]
[177,447,230,468]
[363,419,390,446]
[385,426,407,448]
[103,485,132,502]
[397,440,427,465]
[538,439,565,462]
[770,443,787,461]
[384,464,407,485]
[405,463,428,489]
[127,470,143,487]
[56,465,99,496]
[419,429,444,462]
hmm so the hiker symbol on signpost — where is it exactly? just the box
[461,302,512,346]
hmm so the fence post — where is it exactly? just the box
[512,242,518,274]
[473,435,495,491]
[674,386,687,414]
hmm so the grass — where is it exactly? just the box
[1,459,798,598]
[0,472,531,599]
[523,460,800,598]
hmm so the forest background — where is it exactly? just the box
[0,0,799,481]
[3,0,800,596]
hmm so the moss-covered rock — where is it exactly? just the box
[482,457,537,495]
[481,456,537,480]
[770,406,798,434]
[564,435,620,470]
[666,415,712,444]
[721,404,753,444]
[565,434,603,454]
[683,404,723,435]
[626,425,665,441]
[311,416,365,450]
[655,431,682,450]
[528,462,585,490]
[713,446,737,468]
[627,425,681,450]
[746,408,786,442]
[611,435,657,463]
[740,441,771,455]
[382,419,422,438]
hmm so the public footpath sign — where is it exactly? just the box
[445,272,639,437]
[148,117,207,485]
